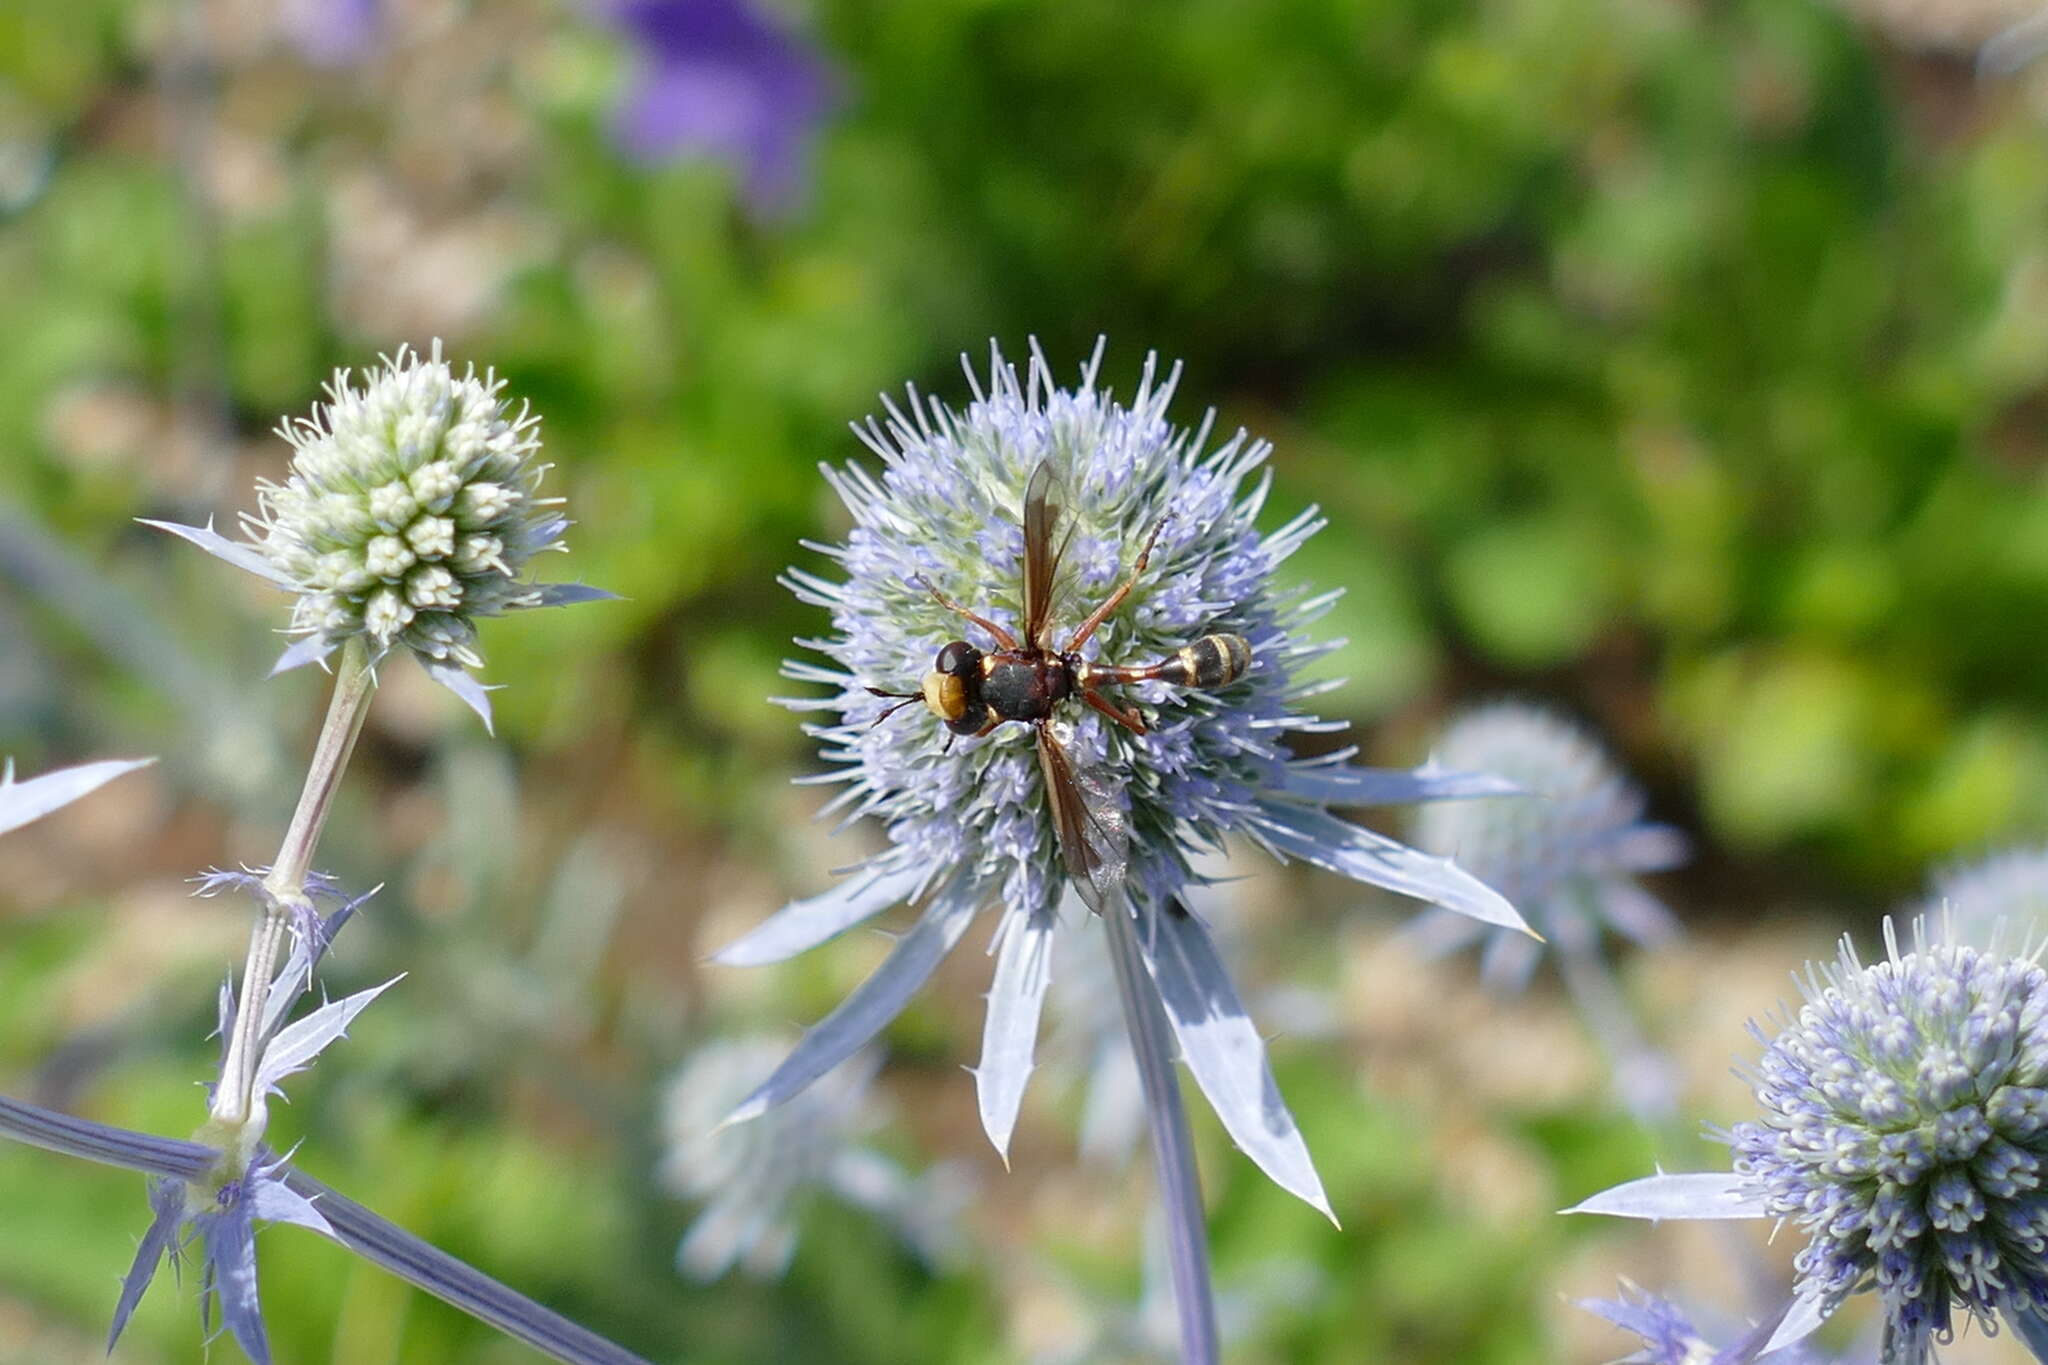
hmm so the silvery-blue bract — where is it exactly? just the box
[719,341,1529,1213]
[0,756,153,837]
[658,1039,962,1281]
[1571,921,2048,1364]
[1580,1282,1844,1365]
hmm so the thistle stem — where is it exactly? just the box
[212,637,377,1129]
[1102,895,1220,1365]
[1553,934,1675,1129]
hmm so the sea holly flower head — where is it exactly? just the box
[658,1038,963,1280]
[1410,701,1687,986]
[1570,920,2048,1364]
[143,341,610,727]
[1409,702,1687,1117]
[719,340,1528,1215]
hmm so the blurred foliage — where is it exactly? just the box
[3,0,2048,1360]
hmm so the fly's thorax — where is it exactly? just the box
[980,651,1072,722]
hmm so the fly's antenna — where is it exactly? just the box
[865,686,923,727]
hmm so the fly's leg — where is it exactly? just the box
[1081,686,1149,736]
[916,577,1019,651]
[1061,518,1166,653]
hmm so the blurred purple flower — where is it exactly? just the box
[282,0,381,67]
[610,0,834,215]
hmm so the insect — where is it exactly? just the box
[867,460,1252,912]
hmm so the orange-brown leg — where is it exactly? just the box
[917,578,1019,650]
[1061,519,1166,654]
[1081,686,1149,736]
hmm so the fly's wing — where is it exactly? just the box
[1035,724,1130,915]
[1020,460,1074,652]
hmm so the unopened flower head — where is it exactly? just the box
[659,1038,959,1280]
[1728,923,2048,1359]
[724,341,1526,1214]
[1411,702,1685,979]
[253,341,563,672]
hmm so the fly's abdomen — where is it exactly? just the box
[1163,633,1251,689]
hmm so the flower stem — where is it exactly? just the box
[212,637,377,1129]
[0,1094,216,1182]
[1103,895,1220,1365]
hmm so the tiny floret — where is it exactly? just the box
[658,1039,960,1281]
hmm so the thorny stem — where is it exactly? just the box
[212,636,376,1129]
[1103,894,1220,1365]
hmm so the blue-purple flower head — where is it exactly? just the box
[795,344,1332,926]
[1409,702,1687,1117]
[1730,924,2048,1360]
[610,0,833,216]
[719,341,1528,1213]
[1411,702,1687,985]
[1576,920,2048,1364]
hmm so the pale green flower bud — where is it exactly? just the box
[405,564,463,610]
[407,460,462,510]
[364,535,414,578]
[146,339,611,727]
[367,481,418,530]
[247,342,566,675]
[404,515,456,560]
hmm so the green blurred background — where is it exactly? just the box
[4,0,2048,1359]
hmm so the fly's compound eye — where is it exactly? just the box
[935,641,981,677]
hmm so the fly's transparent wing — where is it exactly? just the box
[1020,460,1073,651]
[1035,725,1129,914]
